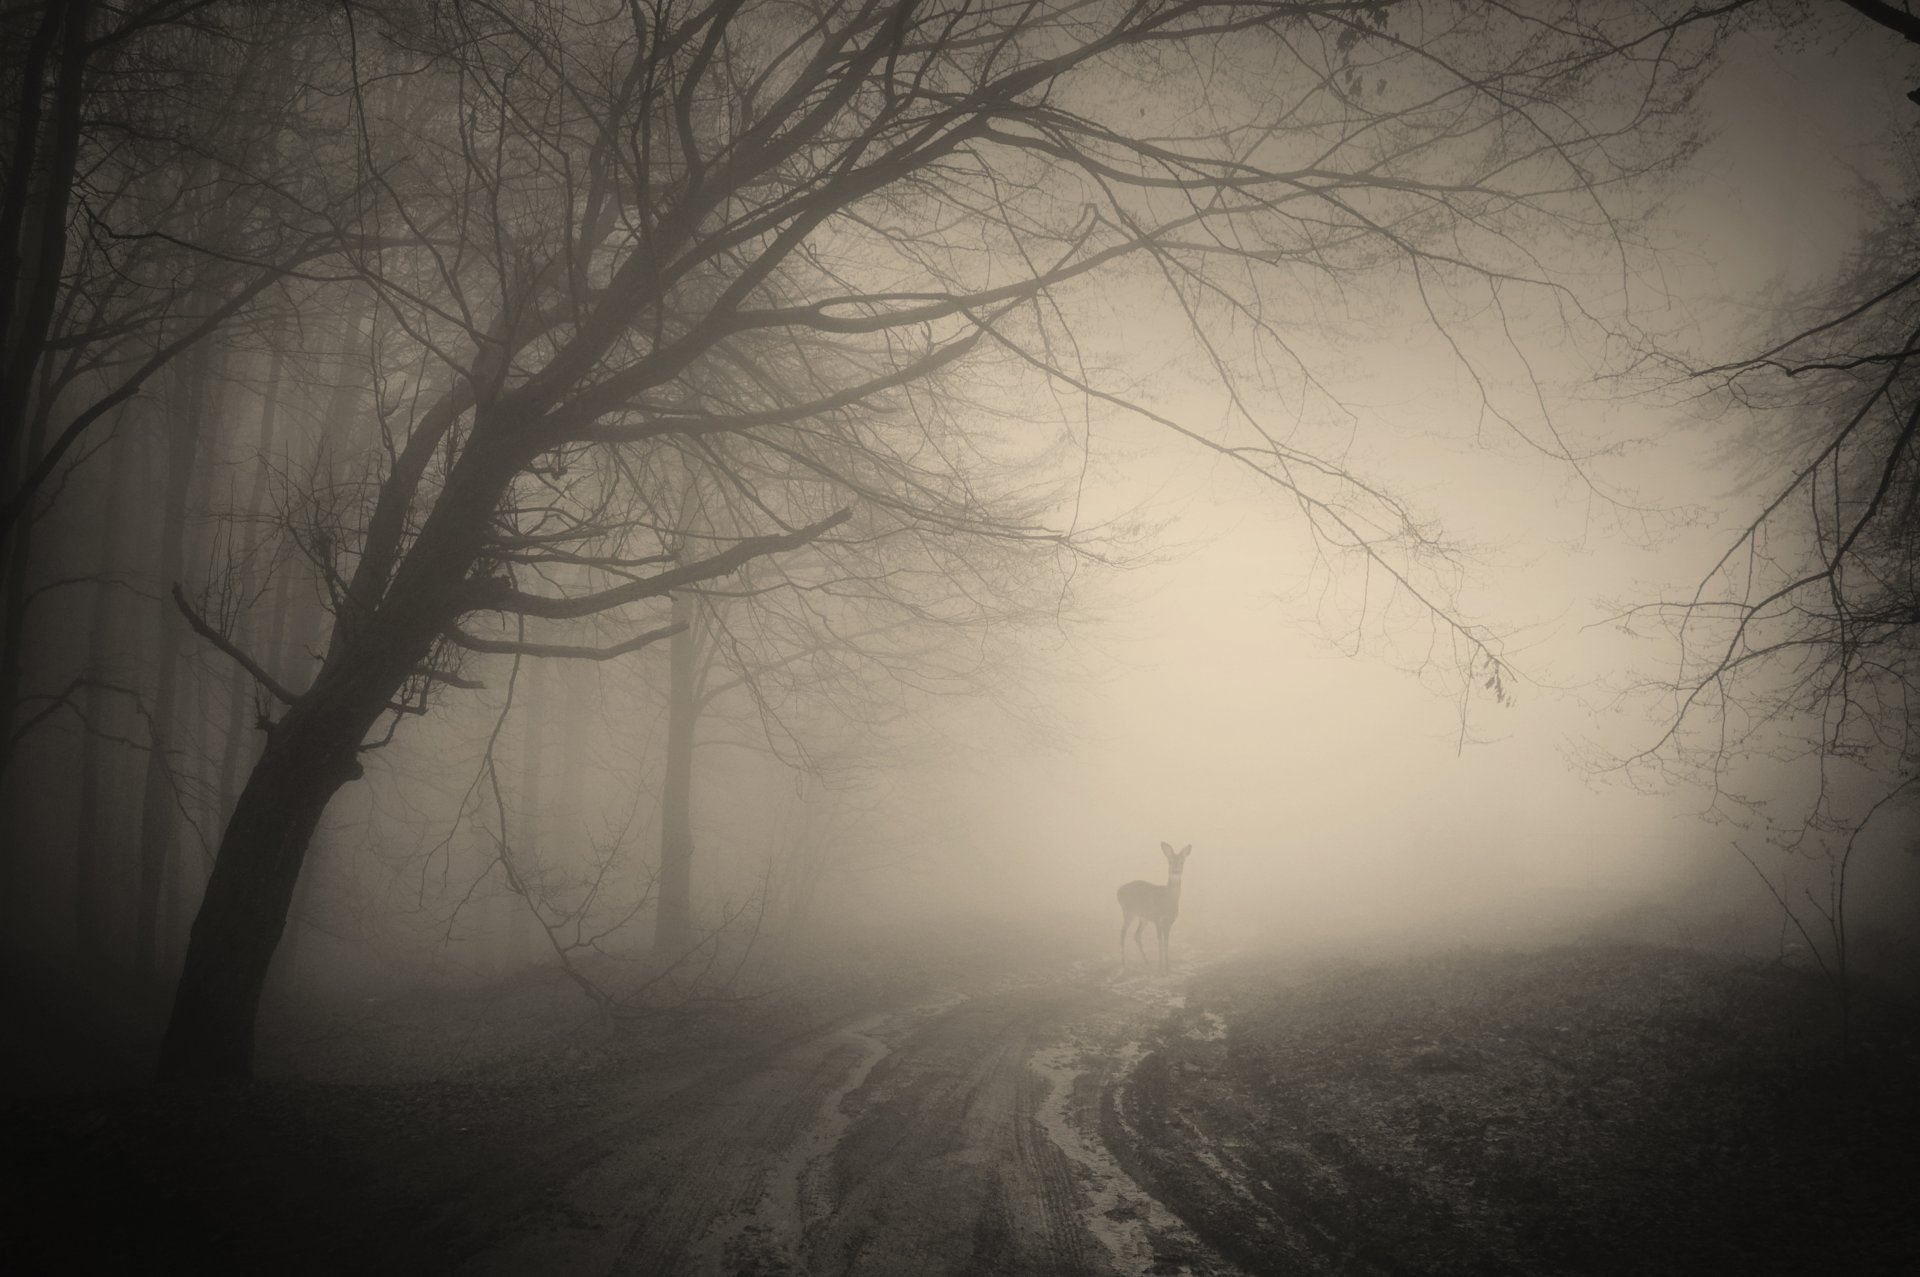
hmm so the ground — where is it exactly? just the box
[1116,946,1920,1275]
[6,931,1918,1274]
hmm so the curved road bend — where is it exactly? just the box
[444,964,1245,1276]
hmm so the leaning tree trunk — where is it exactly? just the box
[155,672,375,1083]
[158,387,838,1080]
[653,592,698,960]
[157,434,525,1084]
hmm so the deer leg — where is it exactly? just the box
[1119,912,1131,969]
[1157,921,1170,973]
[1133,918,1151,966]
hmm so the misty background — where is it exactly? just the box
[4,1,1918,1090]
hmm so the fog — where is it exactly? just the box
[5,4,1919,1100]
[826,24,1920,961]
[15,5,1920,1271]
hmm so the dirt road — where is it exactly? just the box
[423,962,1242,1276]
[25,946,1909,1274]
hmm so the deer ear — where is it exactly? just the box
[1181,845,1192,856]
[1161,841,1174,855]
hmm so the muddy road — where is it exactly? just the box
[28,944,1909,1274]
[414,963,1242,1276]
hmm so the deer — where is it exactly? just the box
[1118,842,1192,973]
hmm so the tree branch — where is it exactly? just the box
[473,508,852,621]
[443,621,686,661]
[171,583,299,706]
[1838,0,1920,47]
[413,666,486,690]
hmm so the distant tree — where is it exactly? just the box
[1606,8,1920,1027]
[1,3,352,789]
[632,334,1078,961]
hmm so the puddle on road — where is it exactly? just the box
[690,992,963,1273]
[689,977,1239,1277]
[1029,1035,1230,1277]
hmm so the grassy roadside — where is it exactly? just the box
[1110,945,1920,1276]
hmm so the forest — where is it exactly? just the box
[4,1,1919,1271]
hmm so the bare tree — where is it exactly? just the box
[631,331,1083,959]
[88,0,1727,1082]
[1605,8,1920,1021]
[1,4,358,792]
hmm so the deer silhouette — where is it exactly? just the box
[1118,842,1191,973]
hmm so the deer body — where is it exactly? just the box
[1119,842,1191,973]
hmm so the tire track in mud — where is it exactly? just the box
[679,1008,908,1274]
[807,986,1101,1275]
[449,1011,910,1276]
[390,1017,840,1273]
[609,1030,870,1274]
[1034,972,1250,1277]
[448,968,1245,1276]
[804,970,1245,1277]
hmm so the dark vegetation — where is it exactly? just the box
[0,916,1074,1271]
[3,979,778,1271]
[1113,946,1920,1276]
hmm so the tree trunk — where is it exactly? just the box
[159,406,831,1079]
[159,431,527,1083]
[268,820,323,998]
[215,340,287,819]
[508,656,545,969]
[0,5,90,786]
[155,680,368,1083]
[0,391,52,784]
[654,592,698,958]
[784,796,829,947]
[0,0,90,511]
[249,364,362,993]
[555,660,587,869]
[133,339,216,981]
[73,420,135,963]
